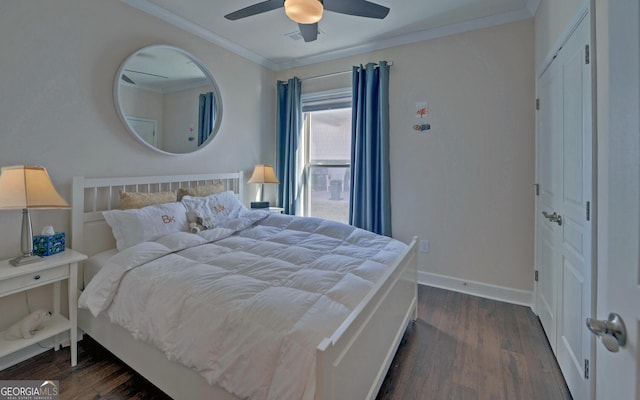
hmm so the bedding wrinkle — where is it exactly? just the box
[79,213,407,400]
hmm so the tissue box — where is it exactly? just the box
[32,232,65,256]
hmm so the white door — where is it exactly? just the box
[535,58,562,352]
[594,0,640,398]
[126,116,157,147]
[535,13,593,400]
[555,16,593,399]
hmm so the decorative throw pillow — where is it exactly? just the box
[181,191,247,228]
[103,201,188,250]
[119,191,177,210]
[177,181,226,201]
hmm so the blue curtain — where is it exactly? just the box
[276,77,302,214]
[198,92,216,146]
[349,61,391,236]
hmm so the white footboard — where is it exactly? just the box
[316,237,418,400]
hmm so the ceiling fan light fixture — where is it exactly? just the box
[284,0,323,24]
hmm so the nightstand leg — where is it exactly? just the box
[53,281,61,351]
[69,262,78,366]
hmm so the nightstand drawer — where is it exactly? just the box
[0,264,69,296]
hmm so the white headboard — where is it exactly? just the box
[71,172,244,259]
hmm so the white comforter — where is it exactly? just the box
[79,212,407,400]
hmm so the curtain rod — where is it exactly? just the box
[301,61,393,83]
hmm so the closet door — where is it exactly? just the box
[535,58,562,354]
[556,16,593,400]
[535,13,593,400]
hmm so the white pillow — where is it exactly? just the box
[103,202,188,251]
[181,191,247,228]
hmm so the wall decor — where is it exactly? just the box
[114,45,223,155]
[413,101,431,132]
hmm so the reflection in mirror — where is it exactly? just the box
[114,45,222,155]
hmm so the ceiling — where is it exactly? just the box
[121,46,212,92]
[122,0,539,71]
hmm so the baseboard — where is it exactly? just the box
[418,271,533,308]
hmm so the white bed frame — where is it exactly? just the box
[71,172,418,400]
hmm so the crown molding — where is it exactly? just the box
[120,0,280,70]
[276,6,535,70]
[526,0,541,16]
[121,0,536,72]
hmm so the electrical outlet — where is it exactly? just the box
[420,240,429,254]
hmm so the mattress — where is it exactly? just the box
[82,248,118,287]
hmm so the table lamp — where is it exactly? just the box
[247,164,279,208]
[0,165,70,266]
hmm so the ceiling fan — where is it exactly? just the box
[224,0,390,42]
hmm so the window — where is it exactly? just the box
[301,91,352,223]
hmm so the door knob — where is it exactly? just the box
[542,211,563,226]
[586,313,627,352]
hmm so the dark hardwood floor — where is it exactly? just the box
[0,285,571,399]
[0,334,171,400]
[376,286,572,400]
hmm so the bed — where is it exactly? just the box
[71,172,417,400]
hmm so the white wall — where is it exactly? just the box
[120,85,165,147]
[163,85,208,153]
[0,0,275,329]
[277,20,535,295]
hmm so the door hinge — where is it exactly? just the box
[586,201,591,221]
[534,183,540,196]
[535,98,540,110]
[585,44,590,64]
[584,359,590,379]
[534,270,539,282]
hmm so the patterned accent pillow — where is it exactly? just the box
[119,191,177,210]
[103,202,188,250]
[181,191,247,228]
[177,181,226,201]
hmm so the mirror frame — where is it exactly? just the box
[114,45,223,156]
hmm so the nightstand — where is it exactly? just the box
[0,249,87,366]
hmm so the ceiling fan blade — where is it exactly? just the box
[121,74,135,85]
[323,0,389,19]
[124,69,168,79]
[224,0,284,21]
[298,23,318,42]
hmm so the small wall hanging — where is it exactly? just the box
[413,101,431,133]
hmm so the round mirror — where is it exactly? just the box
[114,45,222,155]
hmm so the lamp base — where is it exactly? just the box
[12,208,42,267]
[10,254,43,267]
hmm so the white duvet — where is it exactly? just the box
[79,212,407,400]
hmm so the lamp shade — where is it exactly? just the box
[0,165,69,209]
[248,164,280,184]
[284,0,323,24]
